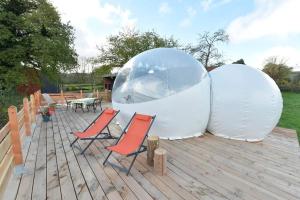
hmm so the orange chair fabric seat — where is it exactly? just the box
[107,114,152,155]
[74,108,117,139]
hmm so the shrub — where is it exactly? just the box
[0,89,24,127]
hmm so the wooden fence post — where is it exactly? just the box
[96,89,99,98]
[34,92,39,113]
[60,89,64,99]
[37,90,41,108]
[39,90,42,106]
[8,106,23,166]
[80,90,83,98]
[59,89,64,104]
[23,98,31,136]
[30,94,36,124]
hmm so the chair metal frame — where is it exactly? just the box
[64,95,77,111]
[86,97,102,112]
[70,109,120,154]
[103,112,156,175]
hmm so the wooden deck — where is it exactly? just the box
[2,103,300,200]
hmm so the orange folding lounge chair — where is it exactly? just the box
[70,108,119,154]
[103,112,156,175]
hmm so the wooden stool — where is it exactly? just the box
[154,148,167,176]
[147,135,159,166]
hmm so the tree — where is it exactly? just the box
[93,29,179,73]
[0,0,77,91]
[190,29,229,68]
[294,72,300,84]
[232,59,245,64]
[262,56,292,85]
[93,65,112,76]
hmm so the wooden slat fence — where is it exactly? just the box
[0,90,41,198]
[48,89,112,103]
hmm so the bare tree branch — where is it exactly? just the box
[191,29,228,68]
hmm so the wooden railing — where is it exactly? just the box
[49,89,112,103]
[0,90,41,197]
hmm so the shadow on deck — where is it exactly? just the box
[3,103,300,200]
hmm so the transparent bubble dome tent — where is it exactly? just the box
[112,48,211,139]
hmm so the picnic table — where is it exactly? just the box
[71,98,95,112]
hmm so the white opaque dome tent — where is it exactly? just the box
[208,64,283,141]
[112,48,211,139]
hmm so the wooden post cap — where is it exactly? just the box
[147,135,159,166]
[154,148,167,176]
[154,148,167,155]
[148,135,159,141]
[30,94,36,123]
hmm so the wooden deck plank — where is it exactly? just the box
[210,134,300,166]
[14,121,41,200]
[136,154,219,200]
[162,140,285,200]
[2,106,300,200]
[273,127,298,138]
[78,109,225,200]
[65,109,151,200]
[77,110,175,200]
[75,108,298,200]
[175,139,300,199]
[165,160,228,200]
[51,111,77,200]
[122,156,185,200]
[263,136,300,152]
[46,118,62,200]
[31,120,47,200]
[191,137,300,183]
[99,140,169,200]
[57,111,108,200]
[0,118,40,200]
[203,134,300,177]
[81,145,124,200]
[55,110,93,200]
[72,109,175,200]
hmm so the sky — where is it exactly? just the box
[50,0,300,71]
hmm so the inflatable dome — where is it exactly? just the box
[208,64,283,141]
[112,48,210,139]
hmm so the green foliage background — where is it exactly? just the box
[93,29,179,76]
[0,0,77,90]
[0,0,77,126]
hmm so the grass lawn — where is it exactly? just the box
[64,83,103,92]
[279,92,300,142]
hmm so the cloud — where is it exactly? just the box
[201,0,232,11]
[227,0,300,43]
[179,7,197,28]
[159,2,171,14]
[50,0,136,58]
[187,7,197,17]
[248,46,300,70]
[179,18,191,28]
[201,0,213,11]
